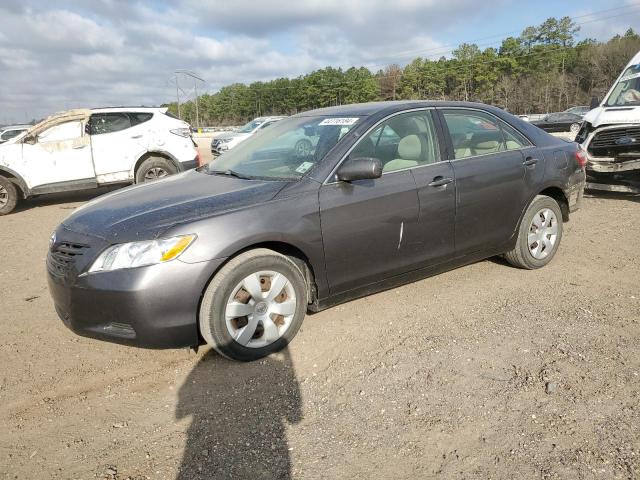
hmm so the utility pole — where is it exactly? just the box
[175,75,181,119]
[175,70,205,128]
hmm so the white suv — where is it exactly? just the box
[0,107,199,215]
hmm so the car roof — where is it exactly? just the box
[90,107,167,114]
[295,100,506,117]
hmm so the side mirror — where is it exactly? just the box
[336,157,382,182]
[23,135,36,145]
[590,96,600,110]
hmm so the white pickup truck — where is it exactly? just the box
[576,51,640,193]
[0,107,200,215]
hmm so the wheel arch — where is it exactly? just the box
[133,151,181,177]
[0,166,29,198]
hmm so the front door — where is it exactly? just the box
[319,109,455,295]
[22,118,96,191]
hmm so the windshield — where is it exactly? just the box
[201,115,360,180]
[237,119,264,133]
[606,64,640,106]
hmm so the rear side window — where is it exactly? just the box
[500,121,531,150]
[129,112,153,126]
[90,113,131,135]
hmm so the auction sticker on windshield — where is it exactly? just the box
[295,161,314,173]
[319,118,359,126]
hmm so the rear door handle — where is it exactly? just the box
[428,176,453,187]
[130,134,143,139]
[523,157,538,167]
[72,144,87,149]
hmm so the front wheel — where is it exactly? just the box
[199,249,308,361]
[504,195,563,269]
[0,176,18,215]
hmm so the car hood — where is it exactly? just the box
[584,106,640,128]
[61,170,288,242]
[215,131,250,141]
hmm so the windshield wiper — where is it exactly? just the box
[208,169,255,180]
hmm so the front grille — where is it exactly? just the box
[47,242,89,278]
[589,126,640,150]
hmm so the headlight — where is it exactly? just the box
[88,234,196,273]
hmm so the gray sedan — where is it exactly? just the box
[47,101,586,361]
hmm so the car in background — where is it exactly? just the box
[577,50,640,193]
[0,124,31,143]
[47,101,585,361]
[531,111,584,133]
[564,106,591,116]
[211,116,286,156]
[0,107,200,215]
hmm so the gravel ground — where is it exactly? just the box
[0,187,638,479]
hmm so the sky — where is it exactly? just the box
[0,0,638,123]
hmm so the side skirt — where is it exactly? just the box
[309,246,508,312]
[29,178,98,196]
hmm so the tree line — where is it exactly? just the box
[165,17,640,126]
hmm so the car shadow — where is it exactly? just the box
[584,190,640,204]
[13,186,121,213]
[175,348,302,480]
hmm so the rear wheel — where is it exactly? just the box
[504,195,563,269]
[0,176,18,215]
[135,156,178,183]
[199,249,307,361]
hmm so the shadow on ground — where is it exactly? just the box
[176,349,302,480]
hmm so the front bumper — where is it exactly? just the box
[47,233,226,349]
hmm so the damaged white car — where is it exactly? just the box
[0,107,200,215]
[577,51,640,193]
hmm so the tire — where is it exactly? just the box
[135,156,178,183]
[0,176,18,215]
[199,248,308,362]
[504,195,563,270]
[569,123,580,134]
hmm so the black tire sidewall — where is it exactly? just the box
[201,252,307,362]
[135,157,178,183]
[0,176,18,215]
[517,197,563,269]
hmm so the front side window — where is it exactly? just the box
[202,116,360,180]
[237,119,264,134]
[38,121,82,143]
[605,64,640,106]
[90,113,132,135]
[349,110,440,173]
[443,110,507,159]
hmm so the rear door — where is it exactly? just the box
[90,112,150,183]
[438,108,535,255]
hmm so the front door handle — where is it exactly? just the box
[130,134,143,139]
[72,144,87,149]
[523,157,538,167]
[428,176,453,187]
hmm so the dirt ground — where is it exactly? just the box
[1,183,639,479]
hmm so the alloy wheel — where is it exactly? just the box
[528,208,558,259]
[144,167,168,180]
[0,184,7,208]
[225,270,297,348]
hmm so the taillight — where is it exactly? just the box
[195,152,203,167]
[575,149,587,168]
